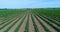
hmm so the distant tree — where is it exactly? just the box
[4,8,7,10]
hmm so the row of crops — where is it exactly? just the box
[32,8,60,21]
[0,8,60,32]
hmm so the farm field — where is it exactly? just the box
[0,8,60,32]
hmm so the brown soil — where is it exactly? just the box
[18,15,28,32]
[36,15,57,32]
[8,16,25,32]
[1,16,20,32]
[32,15,46,32]
[29,15,35,32]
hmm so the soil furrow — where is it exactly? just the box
[4,15,23,32]
[0,16,17,30]
[18,15,28,32]
[0,16,20,32]
[29,14,35,32]
[32,15,46,32]
[36,15,57,32]
[8,15,25,32]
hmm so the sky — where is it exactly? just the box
[0,0,60,8]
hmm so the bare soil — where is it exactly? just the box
[1,16,20,32]
[8,16,25,32]
[18,15,28,32]
[32,15,46,32]
[36,15,57,32]
[29,15,35,32]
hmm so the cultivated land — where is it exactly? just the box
[0,8,60,32]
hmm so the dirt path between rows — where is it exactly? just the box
[29,15,35,32]
[18,15,28,32]
[0,30,3,32]
[1,16,20,32]
[8,16,25,32]
[0,16,14,25]
[36,15,57,32]
[32,15,46,32]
